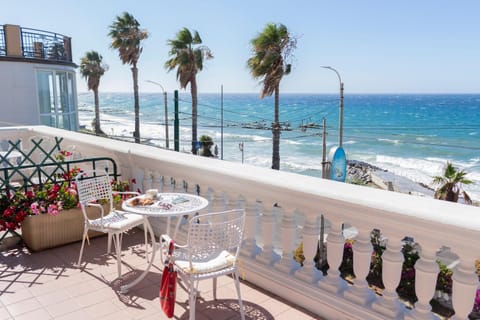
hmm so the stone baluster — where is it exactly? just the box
[181,180,187,192]
[241,199,261,259]
[131,167,144,192]
[451,258,478,320]
[168,177,176,192]
[296,212,322,283]
[221,191,230,211]
[206,187,216,212]
[372,234,405,319]
[236,195,246,210]
[142,169,152,192]
[256,202,279,265]
[345,227,375,305]
[405,246,439,320]
[275,209,301,274]
[318,222,347,293]
[152,172,163,192]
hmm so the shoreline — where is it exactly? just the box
[81,129,476,205]
[347,159,434,196]
[347,160,479,206]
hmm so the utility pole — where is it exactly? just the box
[221,85,224,160]
[239,141,244,164]
[321,117,328,179]
[321,66,344,147]
[174,90,179,152]
[145,80,169,149]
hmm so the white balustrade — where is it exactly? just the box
[275,208,301,274]
[319,222,348,293]
[372,235,406,318]
[345,227,375,306]
[5,126,480,320]
[406,246,439,320]
[295,212,322,283]
[451,258,478,320]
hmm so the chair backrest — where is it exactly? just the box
[75,169,113,212]
[187,209,246,264]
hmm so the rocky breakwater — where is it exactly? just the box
[346,160,383,187]
[346,160,435,198]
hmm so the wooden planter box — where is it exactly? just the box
[21,207,105,252]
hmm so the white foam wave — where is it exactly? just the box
[373,155,480,200]
[378,138,401,144]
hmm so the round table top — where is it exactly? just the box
[122,192,209,217]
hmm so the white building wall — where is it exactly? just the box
[0,60,77,128]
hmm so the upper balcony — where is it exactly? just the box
[1,126,479,320]
[0,24,73,66]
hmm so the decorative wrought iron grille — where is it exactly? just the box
[0,137,119,193]
[20,27,71,62]
[0,27,5,56]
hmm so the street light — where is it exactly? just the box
[321,66,344,147]
[146,80,169,149]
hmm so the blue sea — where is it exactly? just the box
[77,93,480,201]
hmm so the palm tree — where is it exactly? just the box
[108,12,148,143]
[432,162,472,204]
[165,28,213,154]
[79,51,108,135]
[247,23,296,170]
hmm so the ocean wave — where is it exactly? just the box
[378,138,401,144]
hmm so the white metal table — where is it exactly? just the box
[120,192,209,292]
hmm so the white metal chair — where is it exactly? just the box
[161,209,246,320]
[75,169,148,278]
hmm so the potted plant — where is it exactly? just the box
[0,166,138,251]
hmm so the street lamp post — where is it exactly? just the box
[321,66,344,147]
[146,80,169,149]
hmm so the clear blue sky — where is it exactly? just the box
[3,0,480,94]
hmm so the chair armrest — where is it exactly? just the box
[160,234,187,248]
[161,234,172,244]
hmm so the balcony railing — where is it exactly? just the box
[1,125,479,320]
[20,27,71,62]
[0,25,72,62]
[0,27,5,56]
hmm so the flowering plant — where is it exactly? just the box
[0,190,31,231]
[111,178,138,203]
[0,167,137,231]
[54,150,73,162]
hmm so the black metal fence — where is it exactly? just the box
[0,27,5,56]
[0,137,119,193]
[20,27,72,62]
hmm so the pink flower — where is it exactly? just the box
[30,202,40,215]
[47,204,59,216]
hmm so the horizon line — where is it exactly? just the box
[78,91,480,95]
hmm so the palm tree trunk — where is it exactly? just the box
[93,88,101,135]
[132,65,140,143]
[191,75,198,154]
[272,85,280,170]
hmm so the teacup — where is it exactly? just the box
[145,189,158,200]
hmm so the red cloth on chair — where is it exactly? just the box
[159,240,177,318]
